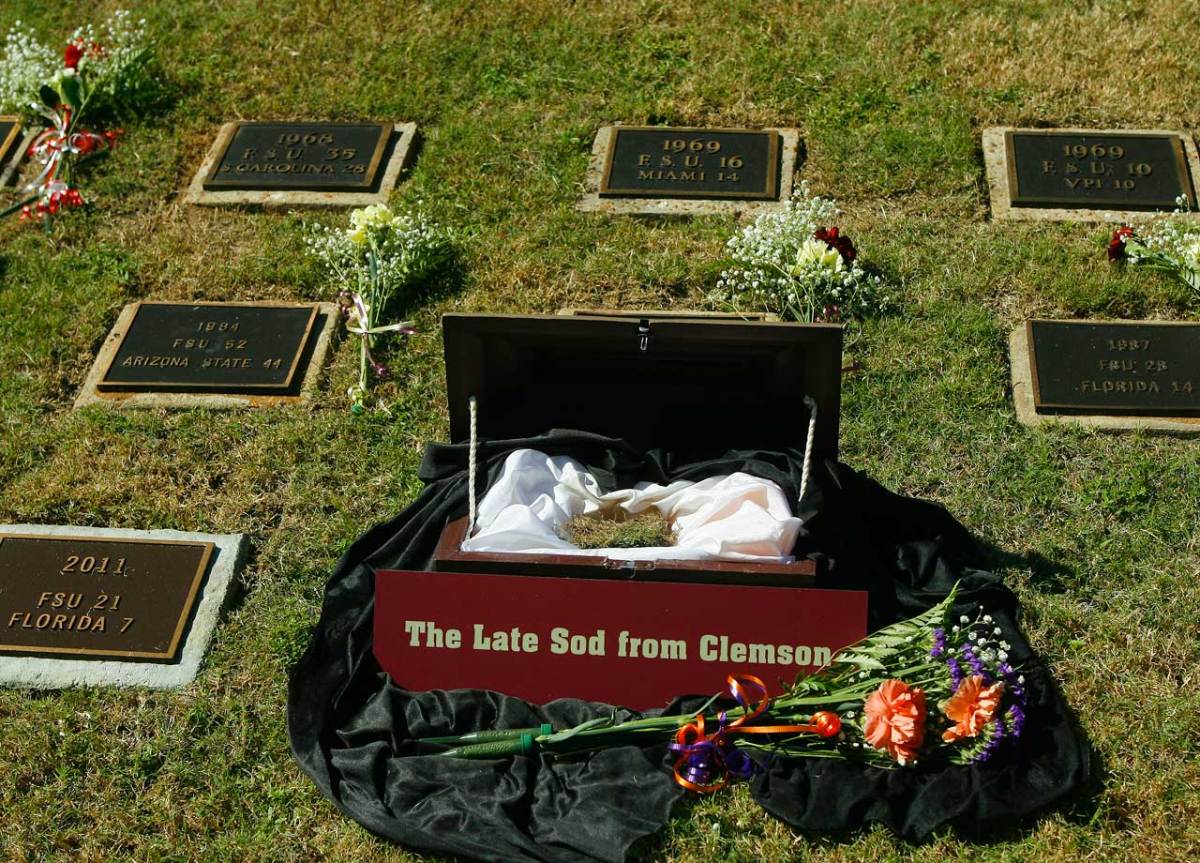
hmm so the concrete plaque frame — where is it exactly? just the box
[984,126,1200,223]
[184,120,418,208]
[578,124,802,217]
[0,525,247,689]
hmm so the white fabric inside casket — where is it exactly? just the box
[461,449,803,562]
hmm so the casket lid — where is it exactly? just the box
[443,312,842,458]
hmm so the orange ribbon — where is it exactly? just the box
[670,674,842,793]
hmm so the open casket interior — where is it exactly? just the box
[434,312,843,585]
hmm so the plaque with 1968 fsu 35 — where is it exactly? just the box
[1028,319,1199,415]
[202,121,393,192]
[600,126,780,201]
[98,302,319,394]
[0,534,213,661]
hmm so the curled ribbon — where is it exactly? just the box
[668,674,842,793]
[24,105,117,202]
[338,290,416,379]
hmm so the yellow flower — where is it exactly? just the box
[347,204,394,245]
[794,237,844,274]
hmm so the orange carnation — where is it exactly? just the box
[863,679,926,765]
[941,675,1005,743]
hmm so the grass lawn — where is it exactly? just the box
[2,0,1199,860]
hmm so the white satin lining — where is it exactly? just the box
[461,449,802,562]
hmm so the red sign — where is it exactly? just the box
[374,569,867,709]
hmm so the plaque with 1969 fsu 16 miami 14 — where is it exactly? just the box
[600,126,780,201]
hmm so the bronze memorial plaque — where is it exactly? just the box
[1028,320,1199,415]
[1006,131,1196,211]
[600,126,780,200]
[0,116,23,169]
[0,534,214,661]
[202,121,393,192]
[97,302,320,395]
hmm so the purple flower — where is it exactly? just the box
[930,627,947,659]
[371,360,391,380]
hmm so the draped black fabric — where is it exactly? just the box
[288,430,1091,862]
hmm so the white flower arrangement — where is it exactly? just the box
[0,22,57,115]
[1110,196,1200,294]
[0,10,154,228]
[711,182,891,323]
[0,10,150,120]
[306,203,454,411]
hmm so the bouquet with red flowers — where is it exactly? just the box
[711,182,891,323]
[1107,197,1200,295]
[0,11,155,230]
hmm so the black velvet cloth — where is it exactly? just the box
[288,430,1090,862]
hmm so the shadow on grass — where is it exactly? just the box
[978,543,1078,594]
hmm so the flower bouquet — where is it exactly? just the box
[711,182,892,323]
[1108,197,1200,295]
[421,587,1028,791]
[0,11,155,229]
[306,203,454,411]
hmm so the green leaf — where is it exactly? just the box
[544,715,614,744]
[836,653,886,670]
[60,75,84,111]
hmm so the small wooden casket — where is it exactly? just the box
[432,311,843,587]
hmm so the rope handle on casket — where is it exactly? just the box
[468,396,478,538]
[798,395,817,506]
[462,393,818,544]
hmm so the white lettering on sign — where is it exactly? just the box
[399,620,834,667]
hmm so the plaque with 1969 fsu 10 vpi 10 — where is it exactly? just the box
[984,127,1200,222]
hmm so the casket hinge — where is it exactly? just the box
[604,558,656,577]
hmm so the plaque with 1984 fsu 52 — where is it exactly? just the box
[1006,130,1196,211]
[97,302,319,394]
[202,121,393,192]
[1027,319,1199,415]
[0,534,213,661]
[600,126,780,200]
